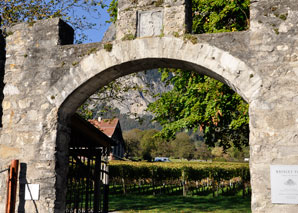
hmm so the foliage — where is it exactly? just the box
[148,69,249,150]
[123,129,201,160]
[193,141,212,160]
[123,128,143,158]
[109,161,250,181]
[123,128,248,161]
[192,0,250,34]
[139,129,159,161]
[107,0,118,23]
[109,161,250,195]
[0,0,107,42]
[171,132,195,160]
[106,0,250,32]
[147,1,250,150]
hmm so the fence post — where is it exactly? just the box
[182,169,187,196]
[103,147,110,213]
[5,160,19,213]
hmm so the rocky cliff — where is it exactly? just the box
[94,24,172,120]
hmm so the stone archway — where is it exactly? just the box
[2,0,298,211]
[54,37,262,117]
[50,36,262,212]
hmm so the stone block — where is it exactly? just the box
[0,146,21,159]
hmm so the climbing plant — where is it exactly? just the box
[192,0,250,33]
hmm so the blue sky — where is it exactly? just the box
[74,0,113,43]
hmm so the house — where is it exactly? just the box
[70,114,115,149]
[89,118,126,160]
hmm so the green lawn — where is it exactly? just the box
[109,194,251,213]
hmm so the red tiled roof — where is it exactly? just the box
[88,118,119,137]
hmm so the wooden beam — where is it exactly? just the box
[6,160,19,213]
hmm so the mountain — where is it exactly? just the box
[85,24,172,130]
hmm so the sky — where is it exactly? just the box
[74,0,113,43]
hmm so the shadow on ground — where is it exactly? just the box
[109,194,251,213]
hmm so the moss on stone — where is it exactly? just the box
[183,34,198,44]
[104,43,113,52]
[87,47,98,55]
[122,34,135,41]
[72,61,79,66]
[155,0,164,7]
[279,13,288,21]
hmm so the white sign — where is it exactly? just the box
[25,184,40,201]
[270,165,298,204]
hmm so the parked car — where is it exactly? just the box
[154,157,170,162]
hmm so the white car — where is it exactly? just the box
[154,157,170,162]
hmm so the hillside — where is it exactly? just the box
[84,24,172,130]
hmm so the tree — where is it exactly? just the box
[211,146,224,159]
[123,128,143,158]
[170,132,195,160]
[139,129,162,161]
[148,70,249,150]
[147,1,250,150]
[194,141,212,160]
[0,0,107,42]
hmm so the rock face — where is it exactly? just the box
[100,23,171,117]
[1,0,298,213]
[101,23,116,43]
[97,70,172,116]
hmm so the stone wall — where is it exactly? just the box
[248,1,298,212]
[0,19,74,213]
[116,0,191,39]
[1,0,298,212]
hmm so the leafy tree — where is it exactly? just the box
[148,69,249,150]
[139,129,161,161]
[0,0,107,42]
[151,136,173,158]
[211,146,224,159]
[170,132,195,160]
[194,141,212,160]
[148,1,250,150]
[123,128,143,158]
[226,144,249,161]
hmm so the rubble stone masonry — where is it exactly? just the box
[1,0,298,212]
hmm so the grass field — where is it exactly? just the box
[109,194,251,213]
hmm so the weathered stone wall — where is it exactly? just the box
[248,1,298,212]
[0,19,74,213]
[1,0,298,212]
[116,0,191,39]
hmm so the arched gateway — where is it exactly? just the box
[1,0,298,212]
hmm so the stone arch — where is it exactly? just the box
[48,37,262,118]
[50,37,262,211]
